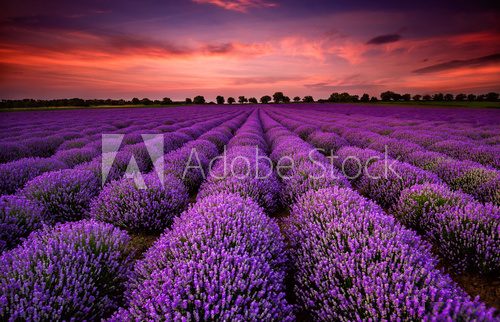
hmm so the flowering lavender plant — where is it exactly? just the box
[0,220,132,320]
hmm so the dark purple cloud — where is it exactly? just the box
[367,34,401,45]
[413,53,500,73]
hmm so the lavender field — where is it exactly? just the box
[0,104,499,321]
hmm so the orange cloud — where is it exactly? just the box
[192,0,277,12]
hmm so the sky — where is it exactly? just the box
[1,0,499,100]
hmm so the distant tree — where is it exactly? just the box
[238,96,248,104]
[329,92,357,102]
[412,94,422,101]
[444,93,454,101]
[216,95,225,104]
[185,98,193,104]
[340,92,352,102]
[132,97,140,105]
[293,96,301,103]
[283,96,291,103]
[467,94,477,101]
[455,93,466,101]
[486,92,499,101]
[193,96,206,104]
[302,95,314,103]
[422,94,431,101]
[260,95,272,104]
[370,96,378,102]
[248,97,258,104]
[432,93,444,101]
[162,97,173,104]
[402,94,411,101]
[360,93,370,102]
[227,97,235,104]
[380,91,395,101]
[329,92,340,102]
[476,94,485,101]
[141,98,152,105]
[272,92,285,103]
[392,93,402,101]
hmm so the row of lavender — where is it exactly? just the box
[0,108,238,195]
[111,109,496,320]
[258,110,495,320]
[268,107,499,205]
[306,104,500,145]
[308,106,500,168]
[1,108,256,320]
[112,111,294,320]
[0,107,229,163]
[266,108,499,277]
[0,109,248,252]
[1,105,498,320]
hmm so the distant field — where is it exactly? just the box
[0,104,185,112]
[1,100,498,112]
[372,100,500,108]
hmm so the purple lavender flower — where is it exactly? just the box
[308,131,348,154]
[294,125,317,140]
[22,169,100,223]
[164,147,209,193]
[0,157,67,195]
[20,135,65,158]
[53,147,99,168]
[114,251,293,321]
[198,130,232,150]
[334,146,384,184]
[280,160,351,205]
[0,142,29,163]
[368,137,424,160]
[90,173,189,233]
[434,160,500,204]
[183,139,219,160]
[120,193,292,320]
[284,187,495,320]
[392,183,473,231]
[0,195,44,252]
[405,150,449,171]
[358,160,442,208]
[429,202,500,274]
[0,220,132,320]
[163,132,192,152]
[198,171,281,213]
[343,130,381,148]
[56,138,92,151]
[449,166,500,205]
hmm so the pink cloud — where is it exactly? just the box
[192,0,277,12]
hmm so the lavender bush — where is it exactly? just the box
[0,220,132,320]
[0,195,45,252]
[358,160,441,208]
[429,203,500,274]
[119,193,292,320]
[284,187,494,320]
[90,173,189,233]
[22,169,100,223]
[0,157,67,195]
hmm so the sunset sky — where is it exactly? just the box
[1,0,499,100]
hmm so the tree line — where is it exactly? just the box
[1,91,498,108]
